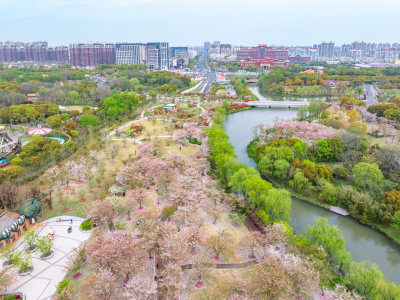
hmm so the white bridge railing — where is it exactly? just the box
[234,101,310,108]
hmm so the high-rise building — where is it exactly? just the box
[350,49,362,61]
[170,47,189,68]
[341,44,352,57]
[204,42,211,51]
[0,41,68,64]
[116,43,146,65]
[391,43,400,49]
[69,43,116,68]
[237,45,288,60]
[318,41,335,58]
[375,48,399,62]
[209,43,220,54]
[170,47,188,59]
[220,44,232,56]
[146,42,169,70]
[47,46,69,64]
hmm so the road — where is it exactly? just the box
[364,84,378,107]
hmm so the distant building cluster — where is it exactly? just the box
[0,41,190,70]
[204,40,400,67]
[1,39,400,69]
[0,41,68,64]
[315,41,400,63]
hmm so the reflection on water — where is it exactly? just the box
[249,86,323,103]
[223,105,400,284]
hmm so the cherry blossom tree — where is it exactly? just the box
[137,142,154,158]
[86,230,147,281]
[190,254,213,289]
[89,150,100,166]
[246,256,291,299]
[64,160,87,183]
[237,234,262,260]
[86,199,117,230]
[137,209,163,260]
[206,230,234,261]
[157,263,186,299]
[173,129,189,145]
[81,269,122,300]
[126,188,147,210]
[261,120,337,145]
[45,166,59,187]
[184,225,206,254]
[331,285,364,300]
[125,271,157,299]
[158,222,189,266]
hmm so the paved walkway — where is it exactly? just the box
[182,259,261,271]
[1,216,91,300]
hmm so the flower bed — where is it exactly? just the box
[130,125,144,137]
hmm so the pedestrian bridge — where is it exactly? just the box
[235,101,310,108]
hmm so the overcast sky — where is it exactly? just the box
[0,0,399,46]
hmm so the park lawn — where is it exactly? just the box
[123,119,174,140]
[61,105,93,113]
[164,141,200,156]
[189,269,248,299]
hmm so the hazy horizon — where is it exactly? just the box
[1,0,399,46]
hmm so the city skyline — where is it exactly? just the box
[1,0,400,46]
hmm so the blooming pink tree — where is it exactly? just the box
[125,271,157,299]
[86,199,117,230]
[126,188,147,210]
[45,166,59,187]
[137,142,154,158]
[86,230,147,281]
[65,160,87,183]
[157,263,186,299]
[81,269,121,300]
[184,225,205,254]
[263,121,337,145]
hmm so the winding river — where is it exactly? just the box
[223,90,400,284]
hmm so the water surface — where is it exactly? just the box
[223,105,400,284]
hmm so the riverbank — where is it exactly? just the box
[223,106,400,284]
[260,171,400,246]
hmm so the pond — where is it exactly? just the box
[223,97,400,284]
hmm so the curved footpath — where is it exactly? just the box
[1,216,92,300]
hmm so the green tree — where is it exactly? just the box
[392,211,400,232]
[36,236,54,257]
[352,162,383,193]
[371,280,400,300]
[273,159,290,178]
[68,91,81,103]
[305,217,346,261]
[346,261,383,297]
[138,94,147,103]
[261,189,291,222]
[46,114,62,129]
[79,114,100,128]
[289,170,311,192]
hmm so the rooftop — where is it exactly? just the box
[0,211,20,233]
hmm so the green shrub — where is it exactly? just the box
[56,278,70,294]
[114,219,127,230]
[256,210,270,225]
[333,166,349,179]
[162,206,177,220]
[228,213,246,225]
[80,219,92,231]
[70,130,79,138]
[188,138,202,145]
[36,236,53,256]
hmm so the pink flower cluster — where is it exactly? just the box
[269,121,337,145]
